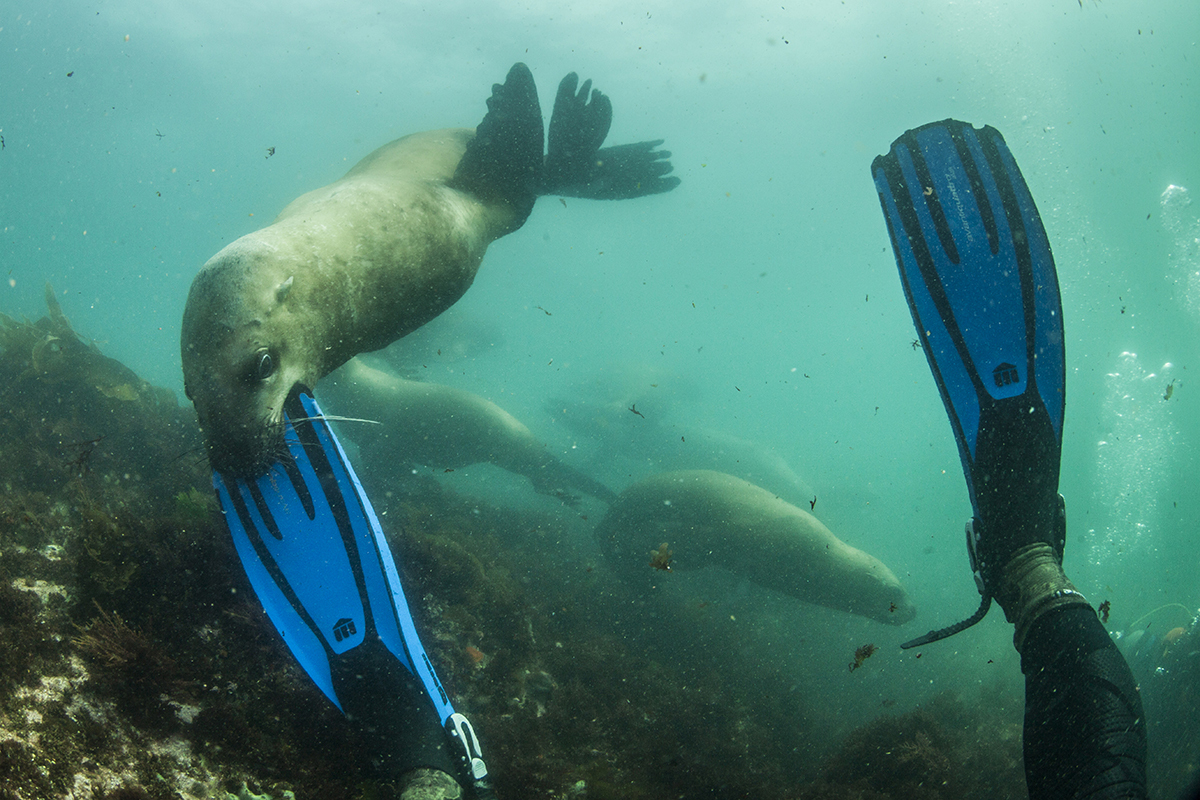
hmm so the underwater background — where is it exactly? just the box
[1,0,1197,798]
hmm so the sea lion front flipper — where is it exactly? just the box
[450,62,544,230]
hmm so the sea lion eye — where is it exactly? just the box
[255,350,275,381]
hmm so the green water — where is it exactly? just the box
[1,0,1196,794]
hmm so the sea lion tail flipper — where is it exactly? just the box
[450,62,544,231]
[212,388,496,794]
[873,119,1066,648]
[543,73,679,200]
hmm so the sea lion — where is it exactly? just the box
[320,358,617,505]
[595,470,916,625]
[548,363,815,505]
[181,63,678,476]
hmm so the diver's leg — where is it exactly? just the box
[997,545,1147,799]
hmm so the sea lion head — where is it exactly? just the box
[858,564,918,626]
[181,242,314,478]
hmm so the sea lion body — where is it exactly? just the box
[596,469,916,625]
[321,359,617,504]
[181,63,678,476]
[548,365,814,505]
[181,130,511,474]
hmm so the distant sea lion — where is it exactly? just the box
[596,470,916,625]
[181,63,678,476]
[548,363,815,505]
[320,358,617,505]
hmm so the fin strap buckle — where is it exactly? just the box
[447,713,489,781]
[965,517,986,596]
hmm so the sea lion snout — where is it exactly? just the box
[187,372,289,478]
[182,246,305,478]
[183,339,291,478]
[200,411,285,478]
[876,585,918,626]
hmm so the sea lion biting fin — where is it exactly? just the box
[181,63,677,477]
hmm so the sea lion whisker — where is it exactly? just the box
[290,414,381,425]
[169,445,207,465]
[188,453,214,472]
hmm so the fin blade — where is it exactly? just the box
[295,393,456,720]
[214,391,455,723]
[216,466,347,708]
[873,119,1064,513]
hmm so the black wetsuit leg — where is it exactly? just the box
[1021,605,1148,799]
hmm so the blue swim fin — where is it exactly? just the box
[872,120,1066,648]
[213,390,493,795]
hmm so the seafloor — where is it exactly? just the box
[1,288,1043,799]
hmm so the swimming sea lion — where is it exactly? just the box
[595,470,916,625]
[181,63,678,476]
[547,363,815,505]
[320,358,617,505]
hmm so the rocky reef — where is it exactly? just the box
[0,288,1029,799]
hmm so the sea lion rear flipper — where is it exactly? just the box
[450,62,544,230]
[564,140,680,199]
[872,119,1066,648]
[544,72,679,199]
[543,72,612,192]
